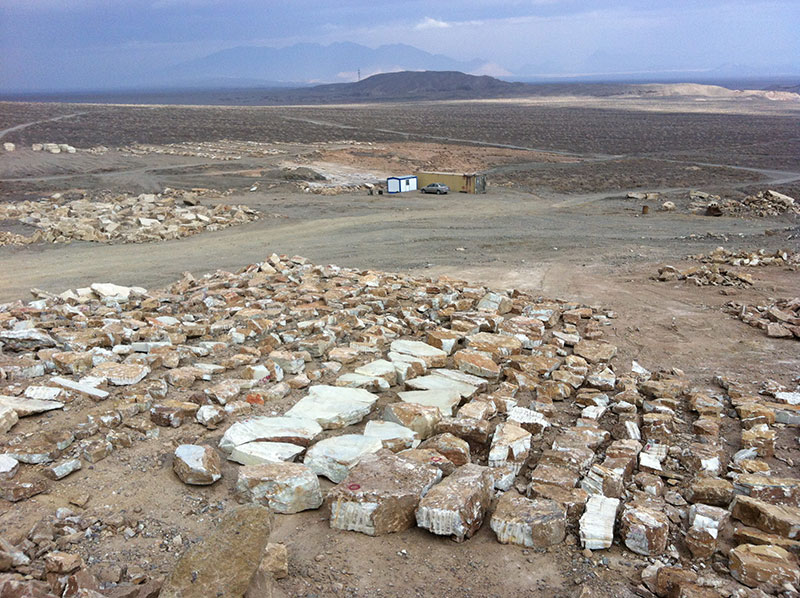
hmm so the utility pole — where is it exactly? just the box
[357,68,361,82]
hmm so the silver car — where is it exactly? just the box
[421,183,449,194]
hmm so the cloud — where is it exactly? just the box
[414,17,451,30]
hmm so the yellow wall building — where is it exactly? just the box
[416,172,487,194]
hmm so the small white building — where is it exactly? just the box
[387,175,417,194]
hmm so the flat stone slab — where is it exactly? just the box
[405,374,478,399]
[285,385,378,429]
[327,451,441,536]
[364,420,420,451]
[430,369,488,392]
[490,491,567,548]
[0,395,64,417]
[390,340,448,368]
[228,441,305,466]
[415,463,494,542]
[235,462,323,513]
[220,416,322,453]
[90,362,150,385]
[23,386,62,401]
[398,389,461,417]
[304,434,383,483]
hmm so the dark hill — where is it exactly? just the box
[264,71,532,103]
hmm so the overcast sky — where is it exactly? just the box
[1,0,798,90]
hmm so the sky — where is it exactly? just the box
[1,0,798,91]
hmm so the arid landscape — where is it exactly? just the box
[1,86,799,598]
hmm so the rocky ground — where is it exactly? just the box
[1,96,799,597]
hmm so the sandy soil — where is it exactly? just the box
[1,96,799,597]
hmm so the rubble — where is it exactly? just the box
[0,190,258,246]
[656,264,754,287]
[690,246,799,269]
[724,297,800,340]
[690,189,799,217]
[0,251,797,594]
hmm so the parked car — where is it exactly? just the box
[421,182,449,194]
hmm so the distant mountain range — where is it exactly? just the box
[160,42,486,87]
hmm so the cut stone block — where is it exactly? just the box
[490,491,567,548]
[45,458,82,480]
[228,441,305,465]
[686,504,729,559]
[416,463,494,542]
[507,406,549,437]
[465,332,523,357]
[363,420,420,451]
[526,482,589,523]
[150,400,199,427]
[0,454,20,479]
[335,373,390,392]
[733,474,800,507]
[327,451,441,536]
[354,360,397,385]
[285,385,378,429]
[436,416,493,447]
[457,400,495,420]
[731,495,800,539]
[173,444,223,485]
[398,448,456,477]
[235,462,323,513]
[304,434,383,483]
[728,544,800,591]
[0,406,19,433]
[687,477,734,507]
[620,504,670,556]
[90,362,150,385]
[579,495,620,550]
[390,340,448,368]
[418,433,471,466]
[383,402,441,439]
[398,389,461,416]
[453,350,501,380]
[489,423,531,470]
[219,416,322,453]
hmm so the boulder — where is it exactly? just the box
[160,505,272,598]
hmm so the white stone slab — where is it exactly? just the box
[304,434,383,483]
[219,416,322,454]
[228,441,305,466]
[285,385,378,429]
[398,390,461,417]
